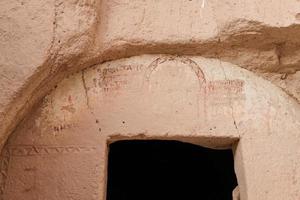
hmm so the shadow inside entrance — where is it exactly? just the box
[107,140,238,200]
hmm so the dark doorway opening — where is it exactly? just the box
[106,140,238,200]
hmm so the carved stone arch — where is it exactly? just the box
[0,55,299,200]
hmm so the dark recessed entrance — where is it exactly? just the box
[106,140,238,200]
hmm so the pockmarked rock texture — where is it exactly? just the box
[0,55,299,199]
[1,0,300,153]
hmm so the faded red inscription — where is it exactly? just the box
[99,65,142,92]
[206,80,245,105]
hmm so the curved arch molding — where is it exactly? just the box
[0,55,300,199]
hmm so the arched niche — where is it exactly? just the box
[0,55,299,200]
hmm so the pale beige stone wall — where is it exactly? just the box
[1,55,299,199]
[1,0,300,152]
[1,1,300,199]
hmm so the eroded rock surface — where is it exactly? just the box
[1,1,300,191]
[0,55,299,199]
